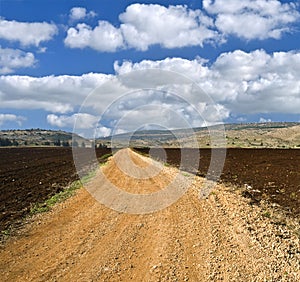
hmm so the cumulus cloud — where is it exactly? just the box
[0,18,58,47]
[64,2,300,52]
[65,4,220,52]
[114,57,210,80]
[1,50,300,133]
[64,22,124,52]
[0,113,26,126]
[69,7,97,21]
[94,126,111,137]
[0,46,36,74]
[114,50,300,115]
[211,50,300,114]
[0,73,110,113]
[119,4,219,50]
[203,0,300,40]
[47,113,99,129]
[259,117,272,123]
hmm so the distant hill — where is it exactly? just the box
[1,122,299,148]
[0,129,86,147]
[221,122,300,149]
[99,122,300,148]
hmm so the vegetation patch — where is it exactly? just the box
[30,170,96,215]
[99,153,113,161]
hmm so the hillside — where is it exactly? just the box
[223,122,300,149]
[0,129,85,147]
[1,122,299,148]
[100,122,300,148]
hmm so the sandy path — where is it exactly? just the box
[0,148,299,281]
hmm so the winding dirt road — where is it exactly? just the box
[1,149,299,281]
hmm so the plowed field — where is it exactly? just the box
[0,149,299,281]
[136,148,300,215]
[1,147,300,234]
[0,147,111,231]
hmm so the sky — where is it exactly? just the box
[0,0,299,136]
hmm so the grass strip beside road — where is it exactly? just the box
[30,153,112,215]
[29,170,96,215]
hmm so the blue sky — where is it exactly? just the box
[0,0,299,135]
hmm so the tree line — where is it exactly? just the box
[0,138,19,146]
[0,137,107,148]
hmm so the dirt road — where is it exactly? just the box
[1,149,299,281]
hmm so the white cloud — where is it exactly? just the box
[94,126,111,137]
[0,46,36,74]
[114,57,210,80]
[237,117,247,122]
[0,73,111,113]
[37,47,47,53]
[0,18,58,47]
[64,2,300,52]
[65,4,220,52]
[64,21,124,52]
[1,50,300,132]
[47,113,99,129]
[210,49,300,114]
[69,7,97,21]
[119,4,219,50]
[0,114,26,126]
[114,50,300,116]
[259,117,272,123]
[203,0,300,40]
[70,7,87,21]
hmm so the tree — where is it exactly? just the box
[98,143,107,148]
[54,139,61,146]
[0,138,12,146]
[62,141,70,147]
[12,139,19,146]
[81,141,86,148]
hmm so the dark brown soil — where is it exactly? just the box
[0,147,111,232]
[135,148,300,216]
[1,147,299,233]
[2,149,300,281]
